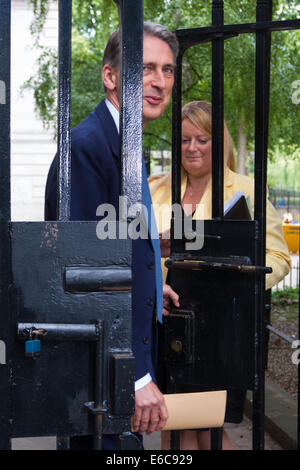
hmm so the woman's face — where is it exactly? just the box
[181,118,212,178]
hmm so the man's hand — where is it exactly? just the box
[133,381,168,435]
[163,284,179,316]
[159,229,171,258]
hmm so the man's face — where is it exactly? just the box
[142,35,175,126]
[103,34,175,126]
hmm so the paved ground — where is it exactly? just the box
[143,416,282,450]
[223,417,282,450]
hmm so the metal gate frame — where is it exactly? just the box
[170,0,300,450]
[1,0,299,452]
[0,0,144,450]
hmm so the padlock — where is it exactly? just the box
[23,327,45,359]
[25,339,41,359]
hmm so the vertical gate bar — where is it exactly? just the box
[115,0,143,448]
[57,0,72,221]
[171,50,183,250]
[298,289,300,450]
[253,0,272,450]
[210,428,223,450]
[0,0,12,450]
[211,2,224,446]
[211,0,224,220]
[116,0,143,209]
[170,430,181,450]
[298,260,300,450]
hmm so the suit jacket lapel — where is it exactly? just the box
[95,100,120,160]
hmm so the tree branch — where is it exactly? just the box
[143,132,171,147]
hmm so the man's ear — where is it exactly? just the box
[102,64,118,91]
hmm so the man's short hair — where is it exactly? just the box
[102,22,179,90]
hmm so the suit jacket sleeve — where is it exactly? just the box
[45,101,157,384]
[265,199,291,290]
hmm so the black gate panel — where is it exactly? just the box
[159,220,257,393]
[0,0,144,449]
[10,221,134,438]
[163,266,254,391]
[167,0,300,450]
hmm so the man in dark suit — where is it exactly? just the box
[45,22,179,447]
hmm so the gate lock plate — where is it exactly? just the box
[164,309,195,365]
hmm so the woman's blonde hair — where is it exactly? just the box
[182,100,236,171]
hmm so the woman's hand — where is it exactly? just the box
[163,284,180,316]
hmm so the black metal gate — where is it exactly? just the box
[0,0,299,452]
[159,0,300,451]
[0,0,144,450]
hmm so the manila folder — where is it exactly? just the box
[162,390,227,431]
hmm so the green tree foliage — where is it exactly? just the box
[25,0,300,170]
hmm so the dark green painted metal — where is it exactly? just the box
[0,0,12,450]
[57,0,72,221]
[10,221,134,438]
[160,221,257,393]
[116,0,144,208]
[252,0,272,450]
[211,0,224,220]
[64,266,132,293]
[1,0,299,453]
[168,0,300,451]
[0,0,144,450]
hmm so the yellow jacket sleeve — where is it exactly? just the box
[265,199,291,290]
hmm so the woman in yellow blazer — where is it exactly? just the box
[149,100,291,449]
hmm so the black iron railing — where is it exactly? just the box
[170,0,300,451]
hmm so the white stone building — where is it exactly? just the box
[11,0,58,221]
